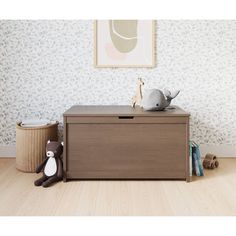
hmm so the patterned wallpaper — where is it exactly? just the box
[0,20,236,145]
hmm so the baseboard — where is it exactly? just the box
[200,144,236,158]
[0,144,235,158]
[0,146,16,158]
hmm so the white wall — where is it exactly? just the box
[0,20,236,156]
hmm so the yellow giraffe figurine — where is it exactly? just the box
[132,78,144,108]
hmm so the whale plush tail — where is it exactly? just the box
[164,89,180,101]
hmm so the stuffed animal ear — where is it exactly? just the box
[47,140,51,144]
[61,142,64,146]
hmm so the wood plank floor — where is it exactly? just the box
[0,158,236,216]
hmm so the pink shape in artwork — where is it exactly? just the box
[105,43,126,61]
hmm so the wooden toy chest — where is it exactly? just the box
[63,106,190,182]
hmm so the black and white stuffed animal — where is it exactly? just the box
[34,140,63,188]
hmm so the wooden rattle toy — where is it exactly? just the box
[203,153,219,169]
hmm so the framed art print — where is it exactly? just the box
[94,20,155,68]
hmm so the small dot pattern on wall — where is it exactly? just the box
[0,20,236,146]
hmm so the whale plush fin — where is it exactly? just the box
[164,89,171,97]
[164,89,180,100]
[170,90,180,99]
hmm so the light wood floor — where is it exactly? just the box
[0,158,236,216]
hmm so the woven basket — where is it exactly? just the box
[16,121,59,173]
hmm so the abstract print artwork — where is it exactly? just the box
[95,20,155,67]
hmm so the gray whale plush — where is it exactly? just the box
[141,89,180,111]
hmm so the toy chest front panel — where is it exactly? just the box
[64,115,188,180]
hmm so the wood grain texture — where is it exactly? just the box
[63,105,190,117]
[66,116,188,124]
[63,117,67,182]
[64,105,189,181]
[67,123,186,179]
[186,116,190,182]
[0,158,236,216]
